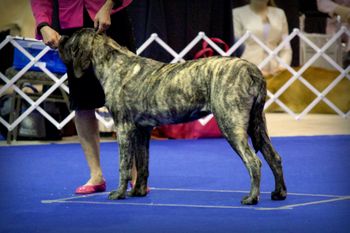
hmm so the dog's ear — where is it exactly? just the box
[72,46,91,78]
[58,36,71,63]
[58,29,96,78]
[71,34,94,78]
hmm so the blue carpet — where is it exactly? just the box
[0,135,349,233]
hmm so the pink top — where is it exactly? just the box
[31,0,132,38]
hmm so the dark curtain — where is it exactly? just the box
[274,0,300,66]
[232,0,247,8]
[128,0,234,62]
[128,0,326,65]
[299,0,328,33]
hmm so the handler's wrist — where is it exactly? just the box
[37,22,50,35]
[104,0,115,10]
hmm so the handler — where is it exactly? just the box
[30,0,136,194]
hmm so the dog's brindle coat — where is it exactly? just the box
[59,29,287,205]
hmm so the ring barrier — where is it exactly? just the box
[0,27,349,132]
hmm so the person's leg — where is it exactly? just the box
[75,109,104,185]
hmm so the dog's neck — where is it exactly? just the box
[90,37,163,100]
[90,39,135,85]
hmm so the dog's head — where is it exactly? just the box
[58,28,98,78]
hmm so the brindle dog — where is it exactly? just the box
[59,28,287,205]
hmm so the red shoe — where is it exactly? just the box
[75,180,106,194]
[130,182,151,193]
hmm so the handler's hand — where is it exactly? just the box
[40,26,61,49]
[94,0,114,34]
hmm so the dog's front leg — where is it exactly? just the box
[108,124,137,200]
[128,126,152,197]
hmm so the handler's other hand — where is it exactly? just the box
[40,26,61,49]
[94,0,114,34]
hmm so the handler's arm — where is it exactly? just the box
[95,0,114,34]
[95,0,133,34]
[30,0,53,36]
[30,0,60,48]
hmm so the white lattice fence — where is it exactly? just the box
[0,27,349,132]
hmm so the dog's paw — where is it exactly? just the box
[241,195,259,205]
[127,187,148,197]
[108,190,126,200]
[271,190,287,201]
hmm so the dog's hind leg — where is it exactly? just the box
[215,111,262,205]
[251,113,287,201]
[227,130,261,205]
[260,129,287,200]
[128,127,152,197]
[248,86,287,201]
[109,124,139,200]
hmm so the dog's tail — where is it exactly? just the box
[248,72,269,153]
